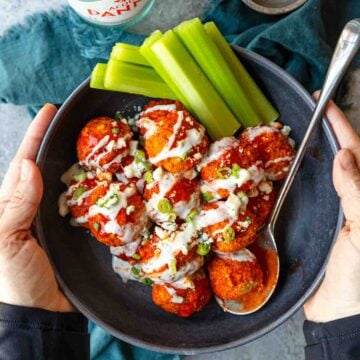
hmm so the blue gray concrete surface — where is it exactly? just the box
[0,1,359,359]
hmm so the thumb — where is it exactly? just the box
[333,149,360,225]
[0,160,43,234]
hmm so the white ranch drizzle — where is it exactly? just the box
[112,256,142,283]
[163,285,185,304]
[215,248,256,262]
[110,236,142,258]
[80,132,131,171]
[143,104,177,113]
[88,183,142,244]
[142,223,202,283]
[264,155,295,168]
[244,125,275,141]
[197,137,239,171]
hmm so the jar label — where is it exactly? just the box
[68,0,150,24]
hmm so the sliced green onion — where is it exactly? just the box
[202,192,214,202]
[104,193,119,208]
[132,253,141,260]
[111,43,150,67]
[185,209,198,223]
[115,111,124,120]
[142,277,154,286]
[73,172,87,182]
[112,127,120,134]
[73,187,86,200]
[157,199,173,214]
[90,63,107,90]
[246,216,252,223]
[168,212,177,222]
[135,150,146,163]
[143,162,152,171]
[144,171,154,184]
[203,21,279,125]
[237,191,248,201]
[141,30,240,139]
[223,226,235,242]
[93,222,100,232]
[197,243,211,256]
[168,259,177,274]
[104,59,177,100]
[216,167,232,179]
[232,164,241,178]
[131,266,140,278]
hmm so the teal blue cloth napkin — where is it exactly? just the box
[0,1,359,359]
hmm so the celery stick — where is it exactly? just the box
[148,30,240,139]
[140,31,192,111]
[90,63,107,90]
[204,21,279,124]
[175,18,262,128]
[104,59,177,100]
[111,43,150,67]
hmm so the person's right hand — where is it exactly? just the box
[304,93,360,322]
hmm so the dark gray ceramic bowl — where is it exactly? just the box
[35,46,343,355]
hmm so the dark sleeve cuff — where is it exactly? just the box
[303,314,360,360]
[0,302,89,360]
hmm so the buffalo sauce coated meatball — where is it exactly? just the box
[196,194,259,253]
[136,100,209,173]
[77,117,133,173]
[143,167,200,225]
[198,137,261,200]
[138,224,204,283]
[65,171,105,228]
[208,250,264,301]
[152,269,212,317]
[238,125,295,181]
[87,182,148,247]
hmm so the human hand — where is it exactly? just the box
[304,93,360,322]
[0,104,74,312]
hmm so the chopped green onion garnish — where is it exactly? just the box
[112,127,120,134]
[115,111,124,120]
[142,277,154,286]
[131,266,140,278]
[202,192,214,202]
[144,171,154,184]
[157,199,173,214]
[168,212,177,222]
[104,193,119,208]
[216,167,232,179]
[73,172,87,182]
[185,209,198,223]
[73,187,86,200]
[135,150,146,163]
[223,226,235,242]
[246,216,252,223]
[237,191,248,201]
[93,222,100,232]
[168,259,177,274]
[232,164,241,178]
[132,253,141,260]
[197,243,211,256]
[143,162,152,171]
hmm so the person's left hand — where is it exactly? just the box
[0,104,74,312]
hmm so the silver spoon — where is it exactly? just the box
[217,18,360,315]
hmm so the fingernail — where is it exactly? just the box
[312,90,321,100]
[339,149,356,171]
[20,159,31,181]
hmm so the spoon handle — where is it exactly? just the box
[268,18,360,229]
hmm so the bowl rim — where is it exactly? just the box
[35,45,344,355]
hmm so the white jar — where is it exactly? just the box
[68,0,156,27]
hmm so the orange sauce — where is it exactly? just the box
[238,243,279,312]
